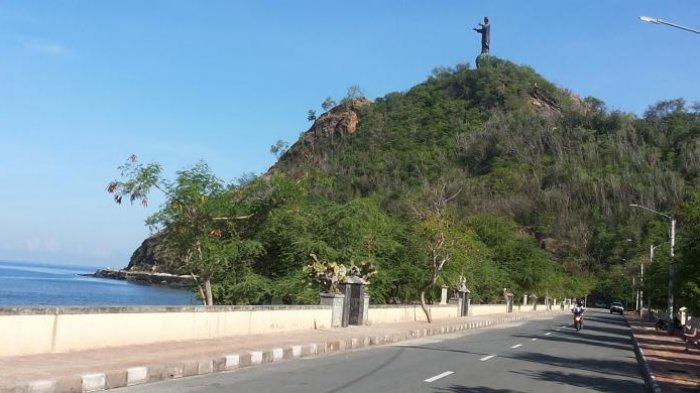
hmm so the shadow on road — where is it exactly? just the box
[434,385,523,393]
[512,369,645,392]
[573,323,633,336]
[585,315,629,327]
[512,332,633,352]
[504,352,641,379]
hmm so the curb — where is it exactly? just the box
[624,315,663,393]
[3,311,562,393]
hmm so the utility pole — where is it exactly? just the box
[633,276,638,312]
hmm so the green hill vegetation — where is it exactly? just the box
[110,58,700,312]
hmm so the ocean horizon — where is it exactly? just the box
[0,260,196,307]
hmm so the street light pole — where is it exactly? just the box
[669,218,676,327]
[640,244,656,317]
[639,16,700,34]
[630,204,676,332]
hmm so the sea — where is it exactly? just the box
[0,260,196,307]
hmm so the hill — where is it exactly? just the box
[120,58,700,309]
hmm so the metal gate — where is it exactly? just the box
[340,283,364,326]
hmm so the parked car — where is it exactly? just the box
[594,300,607,308]
[610,302,624,315]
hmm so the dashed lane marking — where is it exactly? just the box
[480,354,496,361]
[545,332,552,336]
[531,338,537,341]
[510,343,523,349]
[424,371,454,382]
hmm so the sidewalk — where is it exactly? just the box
[626,313,700,392]
[0,311,559,392]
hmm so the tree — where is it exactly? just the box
[410,184,461,323]
[307,109,317,122]
[269,139,289,158]
[677,192,700,314]
[107,155,261,305]
[322,97,336,112]
[414,213,453,323]
[346,85,365,100]
[340,85,365,106]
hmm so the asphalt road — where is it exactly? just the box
[117,309,646,393]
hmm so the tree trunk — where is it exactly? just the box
[197,285,207,305]
[420,273,439,323]
[420,289,433,323]
[190,272,207,306]
[204,278,213,306]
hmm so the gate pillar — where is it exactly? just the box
[340,278,367,326]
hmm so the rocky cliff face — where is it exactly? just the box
[126,234,170,272]
[269,98,369,176]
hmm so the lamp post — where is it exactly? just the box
[642,244,660,318]
[639,16,700,34]
[630,204,676,332]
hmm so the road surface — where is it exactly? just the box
[117,309,645,392]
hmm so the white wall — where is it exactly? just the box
[0,306,332,357]
[469,304,507,316]
[366,305,459,324]
[365,303,542,323]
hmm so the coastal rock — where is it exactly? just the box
[127,234,170,272]
[93,269,195,288]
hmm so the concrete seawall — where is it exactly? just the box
[0,303,551,357]
[0,306,332,357]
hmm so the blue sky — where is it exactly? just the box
[1,1,698,267]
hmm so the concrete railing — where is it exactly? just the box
[0,305,332,357]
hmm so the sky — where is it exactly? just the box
[1,1,698,267]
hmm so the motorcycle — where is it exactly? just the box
[574,314,583,331]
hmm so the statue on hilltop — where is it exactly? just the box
[472,16,491,68]
[473,16,490,55]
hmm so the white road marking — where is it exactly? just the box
[531,338,537,341]
[480,354,496,361]
[545,332,552,336]
[424,371,454,382]
[510,343,522,349]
